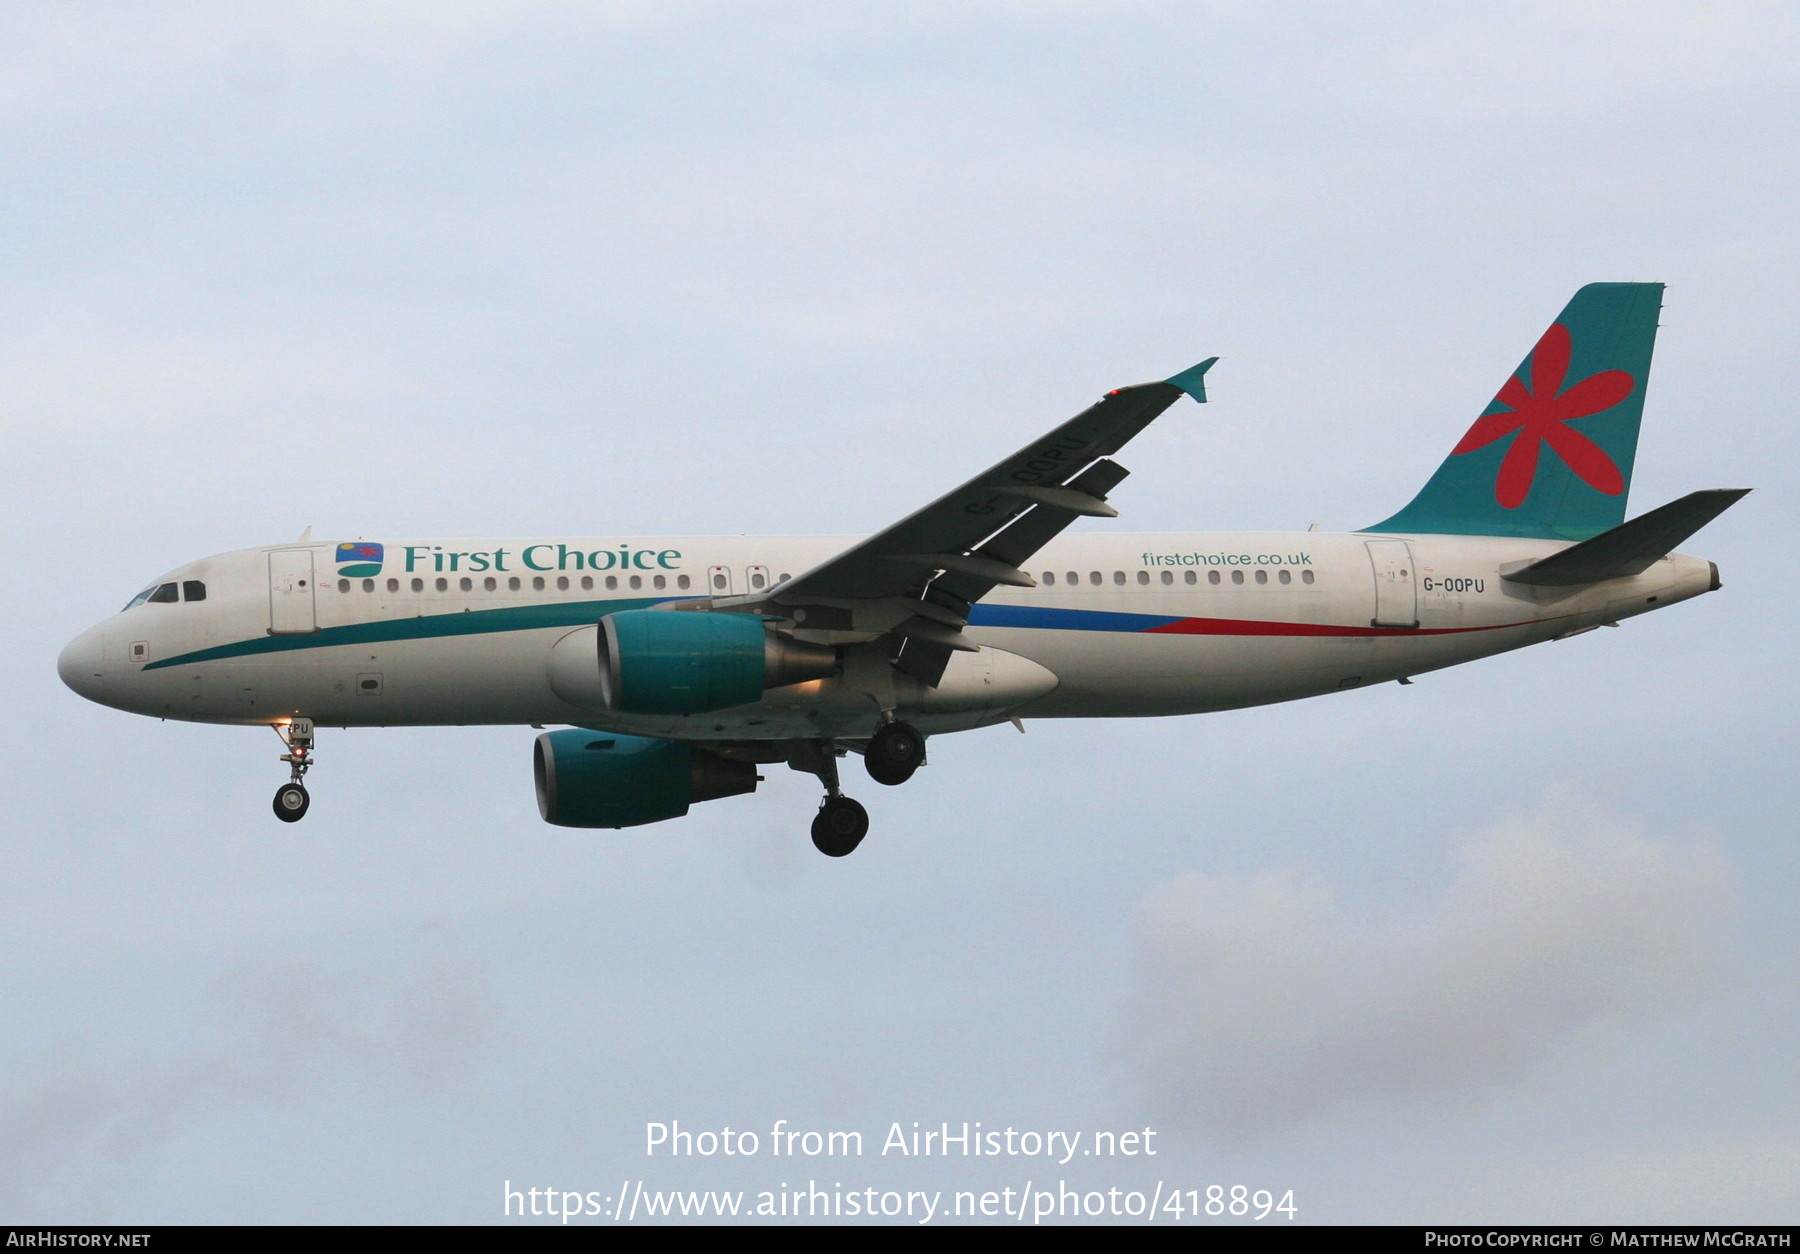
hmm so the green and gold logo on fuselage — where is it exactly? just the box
[336,541,384,578]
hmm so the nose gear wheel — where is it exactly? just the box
[273,782,310,822]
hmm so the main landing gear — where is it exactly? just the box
[801,742,868,858]
[812,795,869,859]
[272,717,315,823]
[864,720,925,786]
[791,721,925,857]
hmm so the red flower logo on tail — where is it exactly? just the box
[1452,323,1634,508]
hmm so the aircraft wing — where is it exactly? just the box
[753,358,1217,683]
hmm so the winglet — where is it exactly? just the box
[1165,357,1219,403]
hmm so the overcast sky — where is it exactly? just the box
[3,0,1795,1225]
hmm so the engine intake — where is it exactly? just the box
[534,729,757,828]
[596,609,836,714]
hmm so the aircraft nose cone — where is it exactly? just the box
[58,627,107,703]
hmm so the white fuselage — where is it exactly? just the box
[58,530,1716,742]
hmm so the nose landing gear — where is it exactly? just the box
[272,718,315,823]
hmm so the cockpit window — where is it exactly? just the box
[123,580,198,611]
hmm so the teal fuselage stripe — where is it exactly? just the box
[144,598,1517,673]
[142,598,664,670]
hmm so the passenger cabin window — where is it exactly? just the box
[1136,571,1149,585]
[1255,569,1268,585]
[508,577,520,591]
[338,579,350,593]
[362,578,375,592]
[435,577,449,592]
[1089,571,1102,586]
[387,578,399,592]
[183,580,206,602]
[1185,571,1197,585]
[1043,572,1056,586]
[1279,569,1291,585]
[411,578,424,592]
[677,574,691,590]
[1302,570,1315,585]
[1161,571,1173,585]
[556,576,569,591]
[532,576,545,591]
[1209,571,1221,585]
[605,575,618,591]
[460,577,473,592]
[485,577,498,591]
[580,576,593,591]
[1231,570,1244,585]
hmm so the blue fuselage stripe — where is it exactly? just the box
[965,604,1176,632]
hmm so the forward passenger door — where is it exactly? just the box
[268,550,318,635]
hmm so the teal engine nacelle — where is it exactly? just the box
[597,609,837,715]
[534,729,758,828]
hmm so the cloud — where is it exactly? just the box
[0,939,493,1214]
[1116,792,1734,1136]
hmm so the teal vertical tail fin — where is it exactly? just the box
[1365,282,1664,541]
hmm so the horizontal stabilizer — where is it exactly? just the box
[1504,489,1750,586]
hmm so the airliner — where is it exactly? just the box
[58,284,1746,856]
